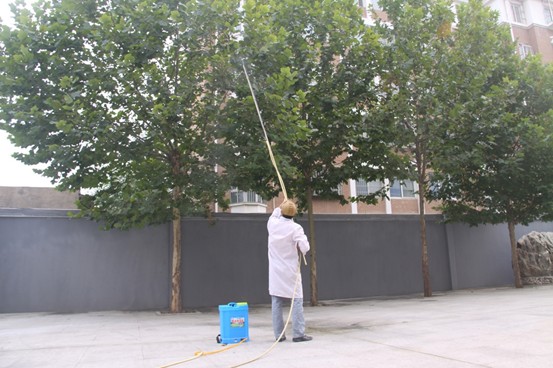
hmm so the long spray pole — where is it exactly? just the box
[241,61,288,201]
[242,62,306,267]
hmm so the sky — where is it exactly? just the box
[0,0,53,187]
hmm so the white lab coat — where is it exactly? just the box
[267,207,310,298]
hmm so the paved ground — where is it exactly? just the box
[1,285,553,368]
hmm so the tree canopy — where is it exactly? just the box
[224,0,403,208]
[1,0,240,227]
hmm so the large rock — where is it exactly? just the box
[517,231,553,285]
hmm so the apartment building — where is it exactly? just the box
[485,0,553,62]
[359,0,553,62]
[227,179,439,215]
[228,0,552,215]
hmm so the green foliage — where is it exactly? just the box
[427,1,553,228]
[221,0,404,210]
[430,58,553,226]
[0,0,240,229]
[376,0,456,155]
[2,0,550,234]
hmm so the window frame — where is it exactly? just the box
[390,179,416,198]
[511,1,527,24]
[544,0,553,24]
[355,179,385,197]
[518,43,534,59]
[229,188,264,205]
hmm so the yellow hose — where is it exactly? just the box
[158,338,247,368]
[229,254,304,368]
[158,254,305,368]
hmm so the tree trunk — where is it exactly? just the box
[508,221,523,288]
[419,194,432,297]
[416,139,432,297]
[170,206,182,313]
[306,186,318,306]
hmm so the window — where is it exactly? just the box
[313,184,343,197]
[230,188,264,204]
[309,169,343,197]
[356,179,384,196]
[511,2,527,23]
[427,173,442,198]
[544,0,553,23]
[334,184,344,196]
[518,44,534,59]
[390,180,415,198]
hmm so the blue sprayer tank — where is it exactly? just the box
[217,302,249,344]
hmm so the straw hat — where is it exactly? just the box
[280,200,297,217]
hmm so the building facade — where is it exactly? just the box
[228,0,553,215]
[485,0,553,62]
[226,178,439,216]
[359,0,553,62]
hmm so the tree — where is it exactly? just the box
[374,0,514,296]
[429,57,553,288]
[0,0,240,312]
[374,0,456,297]
[222,0,403,305]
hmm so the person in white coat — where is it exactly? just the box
[267,199,312,343]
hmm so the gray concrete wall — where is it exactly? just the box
[311,215,450,301]
[445,221,553,290]
[0,209,169,313]
[180,214,271,308]
[1,209,552,313]
[179,214,451,308]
